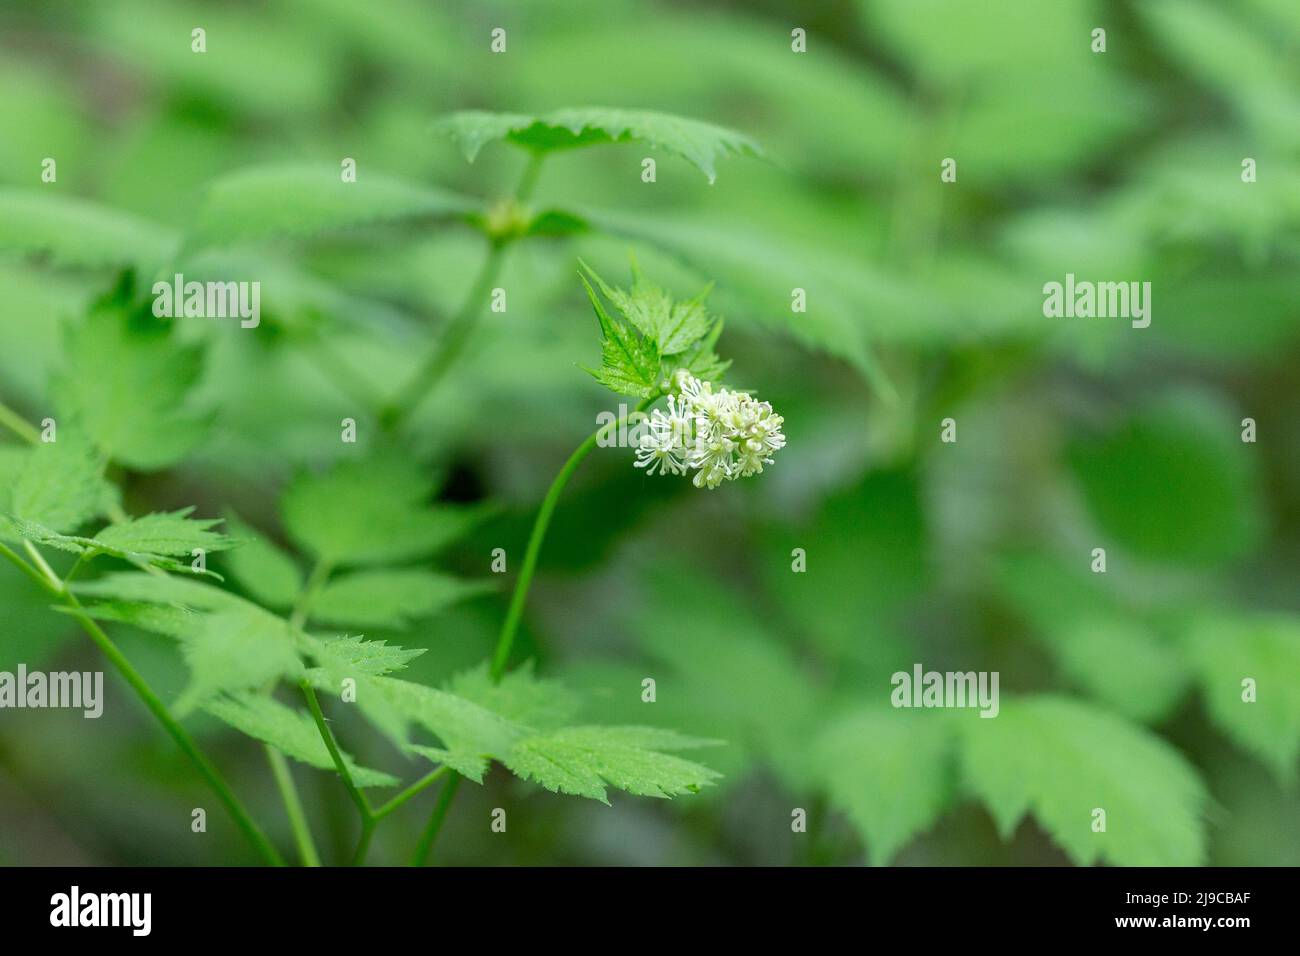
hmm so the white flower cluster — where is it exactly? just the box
[635,370,786,488]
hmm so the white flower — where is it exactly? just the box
[635,370,785,488]
[634,397,692,476]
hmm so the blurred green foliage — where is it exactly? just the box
[0,0,1298,866]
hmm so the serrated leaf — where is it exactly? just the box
[281,457,491,566]
[408,745,489,783]
[579,272,661,398]
[581,208,896,400]
[960,696,1207,866]
[811,708,955,865]
[7,516,225,578]
[94,508,234,557]
[448,662,580,732]
[55,600,200,640]
[310,568,493,630]
[1188,615,1300,782]
[582,259,717,355]
[53,277,209,470]
[437,107,761,183]
[73,570,248,612]
[370,675,520,759]
[0,189,177,271]
[627,568,818,784]
[205,692,396,788]
[191,163,478,249]
[174,606,304,715]
[316,635,425,676]
[504,725,721,804]
[220,512,302,610]
[6,432,111,534]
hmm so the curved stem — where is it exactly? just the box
[379,242,505,429]
[380,154,545,431]
[0,398,40,444]
[490,397,654,681]
[410,773,461,867]
[0,540,284,866]
[300,679,371,822]
[1,395,285,865]
[514,151,545,203]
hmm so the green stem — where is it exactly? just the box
[514,151,546,203]
[0,405,284,865]
[410,774,461,867]
[11,542,283,865]
[489,397,654,681]
[378,242,505,429]
[0,399,40,444]
[351,819,376,867]
[266,747,322,866]
[305,325,386,418]
[379,154,545,431]
[290,559,332,630]
[0,541,59,594]
[299,679,372,822]
[373,765,449,819]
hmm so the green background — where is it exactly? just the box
[0,0,1297,866]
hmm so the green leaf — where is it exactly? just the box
[174,606,303,715]
[582,259,718,356]
[1188,615,1300,782]
[579,271,662,398]
[4,432,112,534]
[205,692,397,788]
[74,570,248,613]
[580,208,896,400]
[55,600,200,640]
[994,552,1189,723]
[408,745,489,783]
[504,725,721,804]
[368,675,521,776]
[309,568,493,630]
[811,708,956,865]
[220,512,302,610]
[8,515,227,578]
[448,662,580,732]
[437,107,761,183]
[626,567,819,784]
[190,163,479,249]
[315,635,425,676]
[960,696,1207,866]
[280,456,491,566]
[1068,391,1264,566]
[0,189,176,271]
[94,508,234,557]
[53,276,209,470]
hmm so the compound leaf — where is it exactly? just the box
[0,188,176,271]
[310,568,493,630]
[280,457,491,566]
[437,107,761,183]
[191,163,478,249]
[221,512,302,610]
[53,277,209,470]
[811,708,956,865]
[960,696,1207,866]
[205,692,397,788]
[504,725,721,804]
[1188,614,1300,782]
